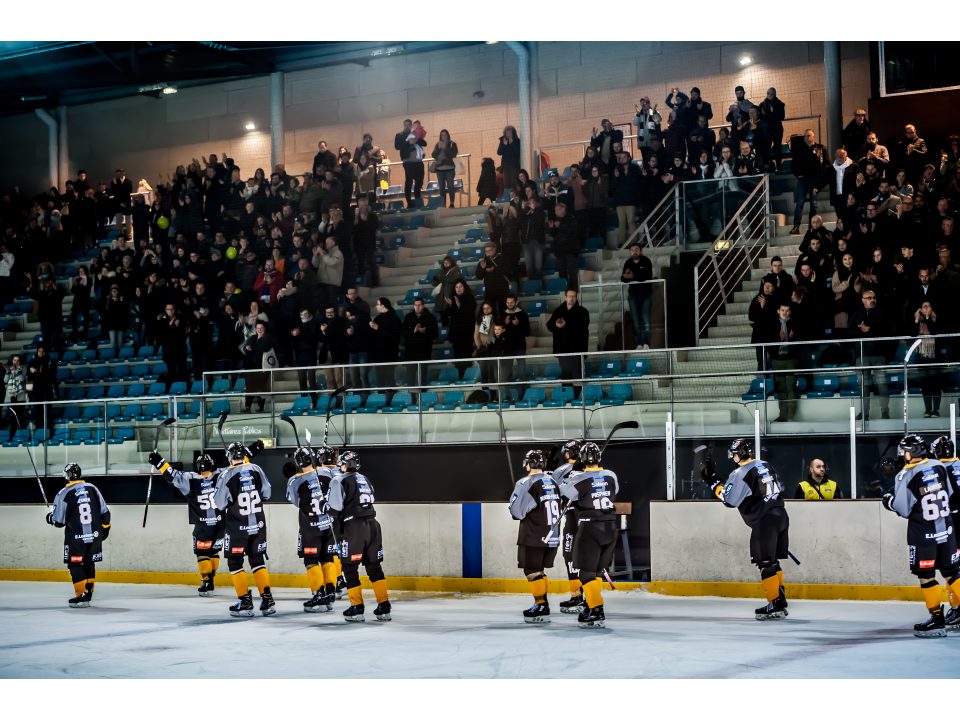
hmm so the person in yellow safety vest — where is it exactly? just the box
[794,458,843,499]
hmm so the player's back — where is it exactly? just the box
[723,460,784,526]
[286,470,333,531]
[215,463,271,536]
[510,473,561,546]
[892,459,953,542]
[562,468,618,522]
[54,482,108,542]
[169,470,220,526]
[329,471,376,521]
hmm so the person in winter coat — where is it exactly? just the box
[476,243,511,314]
[497,126,521,195]
[26,345,57,432]
[609,151,642,246]
[585,164,610,240]
[242,320,276,413]
[432,256,462,325]
[431,130,460,208]
[292,308,321,401]
[748,278,778,371]
[3,354,27,441]
[401,298,439,385]
[546,289,590,398]
[447,280,477,379]
[70,266,93,343]
[477,157,499,205]
[100,284,129,353]
[548,203,580,292]
[369,297,401,388]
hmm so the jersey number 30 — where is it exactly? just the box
[237,490,262,516]
[921,490,950,521]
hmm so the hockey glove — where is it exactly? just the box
[45,511,54,526]
[881,492,894,512]
[148,451,164,468]
[101,524,110,541]
[248,439,265,457]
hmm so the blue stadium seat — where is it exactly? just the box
[211,378,231,394]
[106,384,125,399]
[357,393,387,414]
[147,382,166,396]
[81,406,104,423]
[127,383,145,397]
[91,366,110,382]
[838,374,861,398]
[455,368,480,385]
[807,375,840,398]
[282,396,313,416]
[435,390,463,410]
[603,384,634,405]
[584,236,605,251]
[429,367,460,387]
[136,402,164,421]
[570,386,603,407]
[81,350,99,364]
[419,269,440,286]
[64,429,90,446]
[66,387,85,401]
[168,381,188,396]
[541,277,568,296]
[541,363,561,380]
[521,279,543,296]
[98,348,117,362]
[61,406,81,423]
[464,228,484,240]
[514,387,547,409]
[526,300,548,316]
[418,391,439,410]
[589,360,622,378]
[60,350,79,365]
[116,404,138,422]
[543,386,574,408]
[383,391,413,413]
[109,364,130,381]
[108,426,136,444]
[178,401,201,420]
[621,359,650,377]
[189,380,205,395]
[86,384,105,399]
[116,346,135,362]
[209,399,231,418]
[741,377,773,401]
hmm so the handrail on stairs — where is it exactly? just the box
[692,175,772,343]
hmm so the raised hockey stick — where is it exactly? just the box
[279,413,303,448]
[143,416,176,528]
[9,407,49,507]
[599,420,639,454]
[216,411,229,452]
[323,385,349,446]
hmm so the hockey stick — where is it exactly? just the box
[216,411,229,452]
[279,413,303,448]
[787,550,801,565]
[601,568,616,591]
[599,420,639,454]
[323,385,349,446]
[9,407,49,507]
[143,417,176,528]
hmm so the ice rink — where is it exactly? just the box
[1,581,959,678]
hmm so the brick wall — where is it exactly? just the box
[0,41,871,197]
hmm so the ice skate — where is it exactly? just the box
[259,589,276,617]
[522,601,550,624]
[559,594,584,614]
[374,601,392,621]
[229,592,255,618]
[755,597,788,620]
[68,590,92,608]
[343,604,365,622]
[577,604,605,628]
[197,578,215,597]
[914,605,947,638]
[303,589,333,613]
[335,576,347,600]
[944,606,960,634]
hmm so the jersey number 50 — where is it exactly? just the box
[921,490,950,521]
[237,490,262,516]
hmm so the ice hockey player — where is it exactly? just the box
[701,438,790,620]
[327,450,391,622]
[315,444,347,600]
[149,451,224,596]
[559,442,618,628]
[551,439,585,613]
[213,442,275,618]
[509,449,562,623]
[286,446,339,612]
[883,434,960,637]
[45,463,111,608]
[931,435,960,631]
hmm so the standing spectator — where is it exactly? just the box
[896,124,930,186]
[502,294,530,383]
[253,258,283,307]
[547,202,580,292]
[343,306,372,390]
[610,151,641,246]
[3,354,26,441]
[585,164,610,240]
[342,286,371,320]
[158,302,189,387]
[497,126,521,196]
[69,266,92,343]
[911,300,942,418]
[749,279,778,371]
[476,242,510,314]
[789,129,828,234]
[473,301,497,386]
[860,132,891,175]
[368,297,401,389]
[447,280,477,379]
[401,298,439,386]
[546,289,590,398]
[520,195,546,280]
[687,116,716,168]
[766,302,799,422]
[499,205,522,285]
[831,253,861,330]
[760,88,786,171]
[26,345,56,432]
[241,320,276,414]
[621,242,653,349]
[477,157,499,205]
[292,308,321,402]
[351,195,379,288]
[841,110,871,161]
[395,119,427,208]
[633,97,662,155]
[725,85,753,126]
[109,168,133,237]
[848,289,892,420]
[100,284,129,353]
[188,280,213,379]
[354,150,377,205]
[432,255,462,326]
[27,271,66,354]
[794,459,843,500]
[590,119,624,169]
[431,130,459,208]
[828,148,860,217]
[313,140,336,177]
[317,306,346,394]
[313,236,344,312]
[736,106,770,168]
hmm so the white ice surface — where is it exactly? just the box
[1,581,959,678]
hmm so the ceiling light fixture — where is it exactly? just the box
[244,121,256,131]
[739,54,753,66]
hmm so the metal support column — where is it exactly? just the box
[506,42,532,175]
[270,71,285,172]
[57,106,69,191]
[823,42,843,152]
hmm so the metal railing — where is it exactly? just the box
[693,174,772,341]
[579,278,668,350]
[373,154,473,208]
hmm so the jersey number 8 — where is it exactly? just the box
[921,490,950,521]
[78,502,92,525]
[237,490,262,516]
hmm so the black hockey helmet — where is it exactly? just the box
[562,439,582,461]
[315,445,337,465]
[195,454,216,474]
[727,438,754,461]
[227,442,247,464]
[294,446,315,470]
[340,450,360,471]
[931,435,956,460]
[897,434,927,461]
[522,449,547,472]
[578,441,602,466]
[63,463,82,481]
